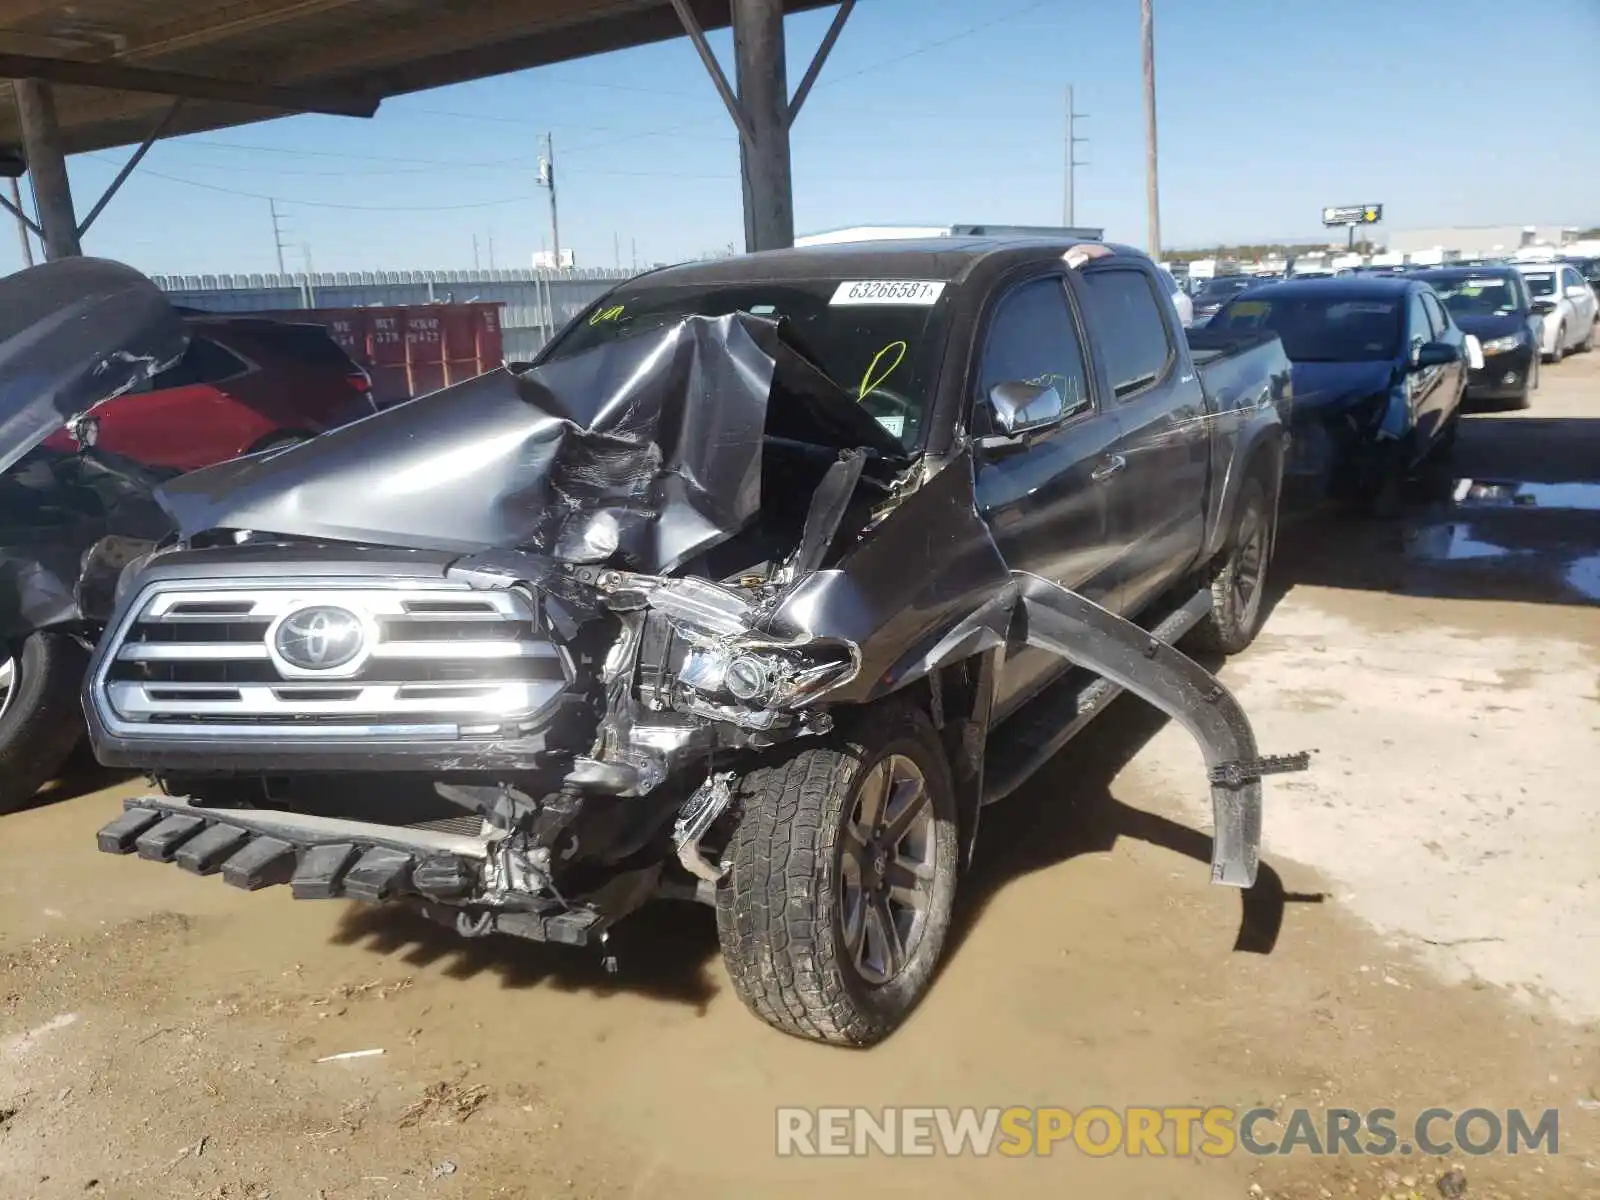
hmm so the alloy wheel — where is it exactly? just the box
[838,753,939,987]
[1228,503,1268,632]
[0,656,14,723]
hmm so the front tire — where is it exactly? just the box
[1545,323,1566,364]
[0,632,89,814]
[1188,476,1273,655]
[716,703,959,1046]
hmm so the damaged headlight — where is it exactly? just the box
[677,640,858,710]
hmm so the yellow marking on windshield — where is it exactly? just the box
[589,304,626,326]
[858,340,908,399]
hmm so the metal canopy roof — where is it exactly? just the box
[0,0,833,156]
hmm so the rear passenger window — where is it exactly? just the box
[975,277,1092,421]
[1080,268,1174,399]
[152,336,250,388]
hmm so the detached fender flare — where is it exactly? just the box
[1012,573,1302,888]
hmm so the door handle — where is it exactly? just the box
[1091,454,1127,482]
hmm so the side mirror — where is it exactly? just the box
[987,380,1077,437]
[1568,285,1594,300]
[1530,298,1557,316]
[1411,341,1460,370]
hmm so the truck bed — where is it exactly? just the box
[1186,326,1287,403]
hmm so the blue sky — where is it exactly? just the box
[6,0,1598,276]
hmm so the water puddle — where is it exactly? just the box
[1564,556,1600,603]
[1450,479,1600,512]
[1406,523,1514,563]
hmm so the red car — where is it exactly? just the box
[42,314,377,469]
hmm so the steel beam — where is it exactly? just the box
[77,98,184,237]
[787,0,854,125]
[0,53,377,117]
[667,0,753,146]
[14,79,79,259]
[731,0,793,253]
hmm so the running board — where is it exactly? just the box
[982,586,1212,807]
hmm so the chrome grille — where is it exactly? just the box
[95,581,569,741]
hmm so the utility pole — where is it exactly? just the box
[472,232,479,270]
[1063,85,1089,228]
[631,237,638,272]
[1141,0,1162,257]
[7,177,34,268]
[487,229,496,270]
[613,231,620,269]
[269,198,288,274]
[538,133,561,270]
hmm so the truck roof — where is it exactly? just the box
[638,238,1151,289]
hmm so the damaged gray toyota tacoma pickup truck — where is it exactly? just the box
[88,237,1306,1045]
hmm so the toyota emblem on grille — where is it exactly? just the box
[273,605,366,672]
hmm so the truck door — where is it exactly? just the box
[971,274,1126,720]
[1076,263,1210,616]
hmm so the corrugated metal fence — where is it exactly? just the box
[153,268,635,361]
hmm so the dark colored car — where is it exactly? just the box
[1190,275,1258,325]
[0,259,186,813]
[1,270,379,814]
[1210,276,1468,514]
[1411,267,1541,407]
[85,238,1305,1047]
[1563,256,1600,293]
[41,314,376,470]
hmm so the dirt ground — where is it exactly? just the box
[2,354,1598,1200]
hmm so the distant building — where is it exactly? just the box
[532,248,576,270]
[1385,225,1578,258]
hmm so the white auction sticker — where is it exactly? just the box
[875,414,906,439]
[830,280,947,306]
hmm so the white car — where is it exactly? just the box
[1516,261,1597,361]
[1157,266,1194,327]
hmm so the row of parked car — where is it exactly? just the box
[1194,259,1599,407]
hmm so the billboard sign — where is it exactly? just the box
[1322,204,1383,227]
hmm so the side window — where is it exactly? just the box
[1422,292,1449,339]
[975,277,1093,420]
[152,336,250,389]
[1406,293,1430,353]
[1564,267,1586,293]
[1080,268,1174,400]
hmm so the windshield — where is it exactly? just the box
[1425,275,1522,317]
[1213,293,1402,362]
[1521,272,1557,298]
[1197,277,1254,300]
[541,279,947,450]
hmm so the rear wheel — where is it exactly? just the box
[716,703,959,1046]
[1188,475,1273,656]
[0,633,89,814]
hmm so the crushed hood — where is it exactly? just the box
[1288,359,1396,413]
[155,311,907,575]
[0,257,187,478]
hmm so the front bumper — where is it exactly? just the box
[1282,405,1391,504]
[95,795,608,945]
[1467,343,1535,399]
